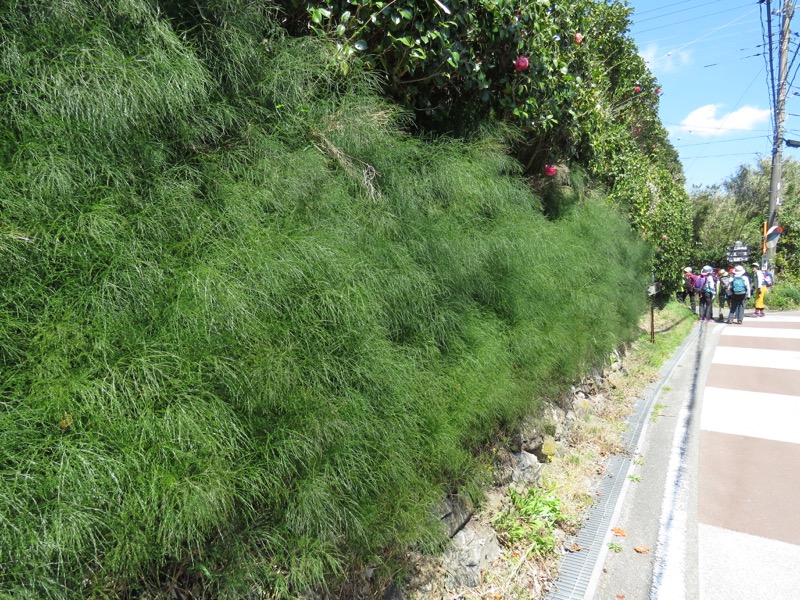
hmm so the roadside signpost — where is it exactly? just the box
[726,241,750,265]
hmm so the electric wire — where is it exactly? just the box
[634,5,759,35]
[635,0,694,18]
[762,0,778,132]
[638,9,760,71]
[681,151,770,159]
[634,0,729,25]
[674,135,770,147]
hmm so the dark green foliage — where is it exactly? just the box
[275,0,692,296]
[1,1,650,597]
[689,158,800,282]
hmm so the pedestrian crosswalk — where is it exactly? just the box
[698,315,800,600]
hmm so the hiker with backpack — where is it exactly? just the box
[750,262,772,317]
[727,265,750,324]
[697,265,716,322]
[717,268,732,322]
[680,266,698,313]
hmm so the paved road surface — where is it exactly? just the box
[696,313,800,600]
[591,311,800,600]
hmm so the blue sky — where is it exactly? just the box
[628,0,796,189]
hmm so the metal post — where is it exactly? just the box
[650,303,655,344]
[766,1,794,267]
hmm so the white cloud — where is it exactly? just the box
[640,43,691,74]
[679,104,771,136]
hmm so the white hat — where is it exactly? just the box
[734,265,745,276]
[684,266,692,273]
[701,265,713,274]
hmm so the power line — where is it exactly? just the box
[635,0,694,18]
[634,4,759,35]
[680,152,769,158]
[638,10,761,70]
[674,135,770,147]
[703,52,764,68]
[640,28,756,48]
[762,0,778,132]
[634,0,729,25]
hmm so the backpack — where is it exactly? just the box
[721,277,733,296]
[763,272,774,287]
[693,274,706,291]
[731,275,746,294]
[703,275,715,293]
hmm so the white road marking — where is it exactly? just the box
[721,327,800,339]
[700,387,800,444]
[711,346,800,371]
[699,523,800,600]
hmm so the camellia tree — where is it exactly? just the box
[275,0,692,290]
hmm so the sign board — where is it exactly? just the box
[726,241,750,263]
[647,282,661,297]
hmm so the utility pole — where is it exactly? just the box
[766,0,794,267]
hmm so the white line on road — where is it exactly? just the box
[699,524,800,600]
[721,327,800,339]
[700,387,800,444]
[711,346,800,371]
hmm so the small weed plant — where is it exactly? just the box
[493,487,568,556]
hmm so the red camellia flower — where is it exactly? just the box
[514,56,530,72]
[574,32,584,44]
[655,88,662,94]
[543,164,557,176]
[634,85,642,93]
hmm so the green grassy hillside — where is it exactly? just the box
[1,2,650,597]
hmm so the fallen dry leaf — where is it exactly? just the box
[634,546,650,554]
[616,595,626,599]
[567,543,583,552]
[611,527,627,537]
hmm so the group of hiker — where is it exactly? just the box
[677,262,775,324]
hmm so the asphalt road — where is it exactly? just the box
[591,309,800,600]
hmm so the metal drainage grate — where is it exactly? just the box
[544,454,629,600]
[544,327,701,600]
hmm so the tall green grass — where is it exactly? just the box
[0,1,650,597]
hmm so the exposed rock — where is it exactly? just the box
[510,416,544,453]
[382,583,407,600]
[437,494,474,539]
[493,448,516,486]
[442,522,502,590]
[547,406,567,439]
[511,450,542,485]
